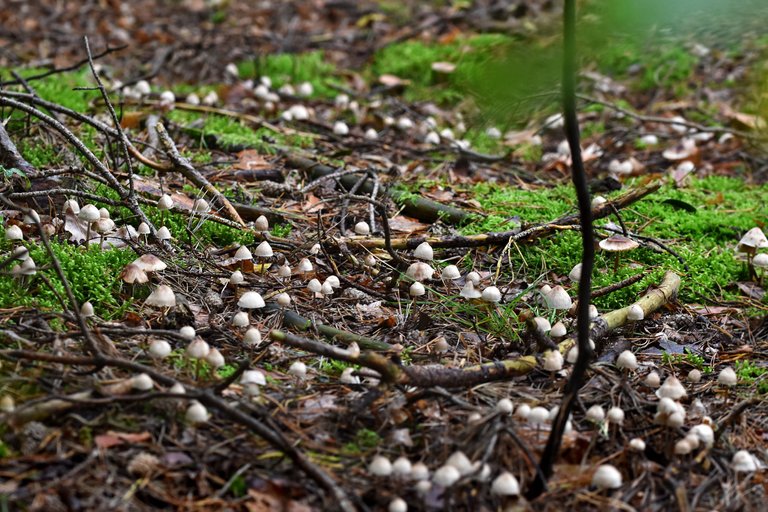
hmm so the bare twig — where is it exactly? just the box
[154,122,245,226]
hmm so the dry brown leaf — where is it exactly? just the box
[234,150,271,171]
[95,430,152,450]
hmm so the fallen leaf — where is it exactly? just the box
[235,150,271,171]
[95,430,152,450]
[388,215,429,234]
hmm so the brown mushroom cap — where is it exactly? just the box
[120,264,149,284]
[599,235,639,252]
[132,254,167,272]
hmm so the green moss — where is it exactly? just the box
[237,51,341,98]
[0,236,135,319]
[447,176,768,308]
[371,34,522,106]
[168,110,311,152]
[14,68,93,112]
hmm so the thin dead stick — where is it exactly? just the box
[577,94,765,141]
[84,36,143,230]
[154,122,246,226]
[712,397,759,445]
[0,45,126,87]
[351,181,661,251]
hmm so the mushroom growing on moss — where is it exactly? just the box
[599,235,639,272]
[737,227,768,280]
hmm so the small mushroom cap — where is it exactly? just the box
[528,406,550,426]
[732,450,758,472]
[545,285,572,309]
[737,227,768,253]
[543,349,564,372]
[158,194,174,210]
[459,281,482,299]
[491,471,520,496]
[185,401,209,424]
[278,264,292,277]
[132,254,167,272]
[717,366,737,386]
[433,465,461,487]
[131,373,154,391]
[276,293,292,307]
[179,326,196,340]
[607,407,625,425]
[288,361,307,378]
[193,198,211,213]
[406,262,435,282]
[238,291,265,309]
[229,270,245,285]
[599,235,639,252]
[205,348,225,369]
[592,464,623,490]
[481,286,502,303]
[644,371,661,388]
[616,350,638,370]
[586,405,605,422]
[156,226,172,240]
[465,271,481,285]
[354,222,370,235]
[186,338,210,359]
[254,215,269,231]
[446,451,475,476]
[753,253,768,268]
[254,241,273,258]
[674,438,694,455]
[550,321,567,338]
[307,279,322,293]
[368,456,392,477]
[234,245,252,260]
[242,369,266,385]
[145,285,176,307]
[298,258,314,273]
[232,311,250,327]
[120,264,149,284]
[627,304,645,321]
[148,339,172,359]
[441,265,461,280]
[63,199,80,214]
[137,222,151,235]
[409,282,426,297]
[629,438,646,452]
[413,242,434,261]
[568,263,582,282]
[80,301,95,317]
[78,204,100,222]
[5,225,23,241]
[656,376,687,400]
[325,275,341,288]
[243,328,262,346]
[332,121,349,135]
[690,424,715,448]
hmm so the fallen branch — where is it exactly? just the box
[155,122,246,227]
[349,181,661,251]
[270,271,681,388]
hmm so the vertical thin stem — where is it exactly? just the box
[527,0,595,498]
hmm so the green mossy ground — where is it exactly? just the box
[457,175,767,309]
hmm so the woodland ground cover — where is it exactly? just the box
[0,1,767,510]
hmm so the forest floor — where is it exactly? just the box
[0,1,768,511]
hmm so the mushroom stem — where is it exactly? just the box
[613,253,621,273]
